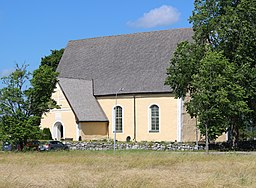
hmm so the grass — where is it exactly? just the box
[0,150,255,188]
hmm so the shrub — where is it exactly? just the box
[41,128,52,140]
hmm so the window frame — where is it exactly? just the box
[148,104,160,133]
[112,105,124,133]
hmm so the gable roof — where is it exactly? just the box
[57,28,193,96]
[58,78,108,122]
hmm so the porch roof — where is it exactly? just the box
[58,78,108,122]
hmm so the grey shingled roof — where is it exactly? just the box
[58,78,108,122]
[57,28,193,96]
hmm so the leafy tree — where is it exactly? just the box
[166,0,256,146]
[40,49,64,71]
[187,51,250,142]
[26,65,59,122]
[0,49,64,147]
[0,65,41,146]
[165,41,205,98]
[190,0,256,128]
[27,49,64,124]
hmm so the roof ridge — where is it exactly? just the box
[68,28,192,43]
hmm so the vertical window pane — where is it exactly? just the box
[115,106,123,132]
[150,105,159,131]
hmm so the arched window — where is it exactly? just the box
[150,105,159,132]
[114,106,123,132]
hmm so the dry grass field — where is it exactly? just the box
[0,150,255,188]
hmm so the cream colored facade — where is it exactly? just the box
[41,83,214,142]
[41,83,78,140]
[80,122,108,140]
[97,94,179,142]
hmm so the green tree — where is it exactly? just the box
[27,49,64,124]
[165,41,205,98]
[0,49,64,147]
[166,0,256,146]
[26,65,59,121]
[0,65,41,146]
[40,49,64,71]
[190,0,256,128]
[188,51,250,144]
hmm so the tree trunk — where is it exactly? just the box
[205,123,209,155]
[230,120,239,149]
[232,124,239,148]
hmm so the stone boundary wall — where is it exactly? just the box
[64,141,205,151]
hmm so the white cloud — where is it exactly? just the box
[127,5,180,28]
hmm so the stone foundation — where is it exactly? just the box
[64,141,205,151]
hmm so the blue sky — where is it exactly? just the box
[0,0,194,79]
